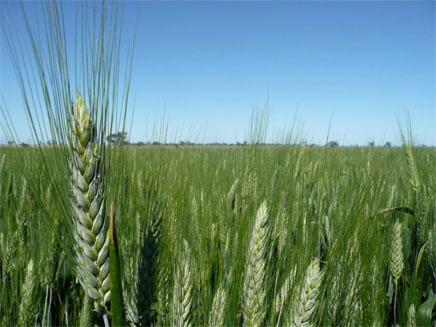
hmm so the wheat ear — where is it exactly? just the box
[290,258,322,327]
[208,284,227,327]
[275,266,296,317]
[242,201,269,327]
[156,262,171,327]
[407,304,416,327]
[389,221,404,285]
[129,203,162,326]
[405,141,420,192]
[242,152,257,200]
[172,240,194,327]
[69,93,110,310]
[18,259,37,326]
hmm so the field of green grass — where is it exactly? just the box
[1,143,435,326]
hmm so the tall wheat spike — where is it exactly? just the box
[389,221,404,285]
[290,258,322,327]
[242,201,269,327]
[69,93,110,310]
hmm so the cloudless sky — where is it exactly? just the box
[1,1,435,145]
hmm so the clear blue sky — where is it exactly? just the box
[1,1,435,145]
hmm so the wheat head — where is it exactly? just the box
[405,141,420,192]
[242,201,269,327]
[290,258,322,327]
[389,220,404,285]
[407,304,416,327]
[69,93,110,310]
[208,284,227,327]
[18,259,37,326]
[172,240,194,327]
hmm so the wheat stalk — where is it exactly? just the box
[69,93,110,310]
[242,200,269,327]
[290,258,322,327]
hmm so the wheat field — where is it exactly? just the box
[1,1,435,326]
[1,142,435,326]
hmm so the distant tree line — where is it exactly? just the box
[4,134,431,148]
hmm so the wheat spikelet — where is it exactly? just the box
[242,201,269,327]
[18,259,37,326]
[172,240,194,327]
[405,141,420,192]
[389,221,404,285]
[290,258,322,327]
[69,93,109,310]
